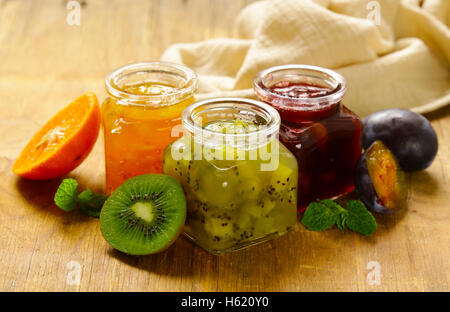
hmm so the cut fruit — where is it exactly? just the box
[244,198,275,218]
[204,217,234,238]
[198,166,238,206]
[100,174,186,255]
[355,140,407,214]
[254,216,275,235]
[240,178,262,200]
[268,162,294,197]
[13,92,100,180]
[261,198,276,215]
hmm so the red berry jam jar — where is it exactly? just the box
[254,65,362,212]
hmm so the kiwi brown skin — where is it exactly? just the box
[100,174,186,256]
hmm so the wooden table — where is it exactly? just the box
[0,0,448,292]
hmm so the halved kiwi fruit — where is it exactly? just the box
[100,174,186,255]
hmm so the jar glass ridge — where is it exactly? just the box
[181,97,281,150]
[253,64,346,112]
[105,61,198,107]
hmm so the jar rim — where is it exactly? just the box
[253,64,347,109]
[182,97,281,141]
[105,61,198,107]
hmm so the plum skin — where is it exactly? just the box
[362,109,438,171]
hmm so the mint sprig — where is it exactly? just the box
[54,179,79,212]
[54,179,107,218]
[344,200,378,236]
[301,199,377,236]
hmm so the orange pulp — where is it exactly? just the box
[13,92,100,180]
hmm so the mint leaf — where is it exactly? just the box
[344,200,377,236]
[78,189,94,203]
[54,179,107,217]
[301,199,377,236]
[319,199,344,212]
[318,199,347,232]
[336,214,346,231]
[301,201,339,231]
[54,179,79,211]
[79,192,107,218]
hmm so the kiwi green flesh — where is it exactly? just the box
[100,174,186,255]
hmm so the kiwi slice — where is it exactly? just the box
[100,174,186,255]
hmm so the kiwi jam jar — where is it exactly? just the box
[162,98,298,255]
[254,65,362,212]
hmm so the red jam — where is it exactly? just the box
[254,67,362,212]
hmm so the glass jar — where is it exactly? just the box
[254,65,362,212]
[162,98,298,255]
[103,62,198,194]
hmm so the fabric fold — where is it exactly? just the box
[161,0,450,116]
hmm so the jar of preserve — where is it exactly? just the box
[253,65,362,212]
[103,62,198,194]
[162,98,298,254]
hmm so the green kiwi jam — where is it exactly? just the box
[162,98,298,254]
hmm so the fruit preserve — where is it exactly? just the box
[162,98,298,255]
[103,62,198,194]
[254,65,362,212]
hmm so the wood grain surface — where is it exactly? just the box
[0,0,448,292]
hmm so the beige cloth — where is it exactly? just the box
[161,0,450,117]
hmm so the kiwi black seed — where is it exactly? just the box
[100,174,186,255]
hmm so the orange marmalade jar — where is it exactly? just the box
[103,62,198,194]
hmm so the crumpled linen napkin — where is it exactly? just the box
[161,0,450,117]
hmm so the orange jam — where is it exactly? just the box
[102,62,198,194]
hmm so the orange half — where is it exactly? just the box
[13,92,101,180]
